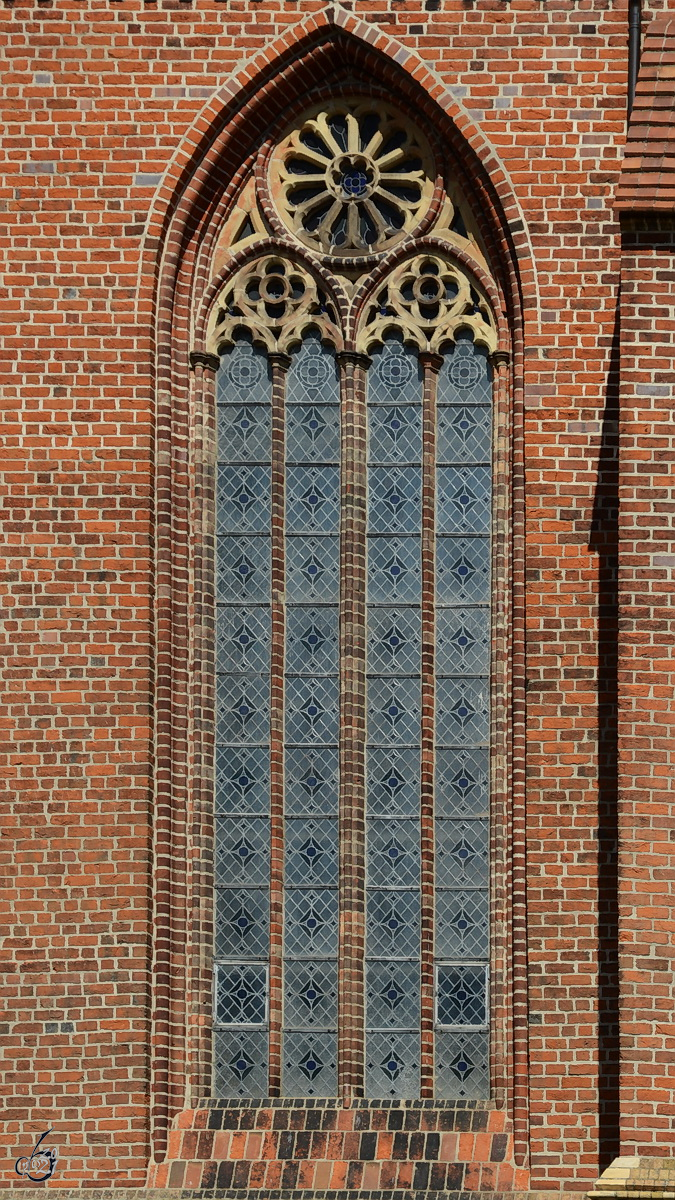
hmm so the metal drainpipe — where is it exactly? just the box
[627,0,642,119]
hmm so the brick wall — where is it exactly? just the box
[1,0,670,1190]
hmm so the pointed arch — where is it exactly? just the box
[146,12,530,1174]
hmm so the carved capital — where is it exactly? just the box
[337,349,371,371]
[489,349,511,368]
[190,350,221,373]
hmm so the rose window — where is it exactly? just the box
[268,99,437,257]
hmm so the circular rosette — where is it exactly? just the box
[267,99,438,259]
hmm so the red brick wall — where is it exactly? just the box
[1,0,670,1190]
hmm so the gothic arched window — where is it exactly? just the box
[207,97,506,1103]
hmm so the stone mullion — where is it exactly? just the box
[419,353,441,1099]
[268,353,290,1098]
[337,351,369,1101]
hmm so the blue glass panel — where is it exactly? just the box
[217,607,270,675]
[368,537,421,604]
[436,748,489,817]
[214,1030,268,1099]
[368,340,422,405]
[437,963,488,1027]
[436,1030,489,1100]
[436,677,489,747]
[216,963,267,1025]
[437,466,490,535]
[217,536,270,603]
[367,609,421,676]
[283,1031,337,1099]
[216,818,270,887]
[368,404,422,464]
[367,960,420,1030]
[215,888,269,958]
[287,465,340,533]
[285,746,338,816]
[436,820,489,887]
[436,536,489,605]
[437,334,492,406]
[218,403,271,464]
[285,677,339,744]
[366,1031,419,1099]
[437,404,490,465]
[367,819,420,888]
[286,335,340,405]
[436,607,489,676]
[217,465,270,534]
[285,889,338,958]
[367,747,419,817]
[367,889,419,959]
[286,606,338,675]
[216,676,269,744]
[284,962,338,1030]
[218,341,271,406]
[368,677,420,746]
[286,818,339,887]
[287,405,339,464]
[286,536,339,602]
[368,467,421,534]
[216,746,269,815]
[436,890,489,958]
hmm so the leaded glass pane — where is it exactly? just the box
[367,819,420,888]
[437,963,488,1027]
[283,1032,338,1099]
[285,889,339,958]
[286,607,338,675]
[436,890,489,958]
[287,465,340,533]
[218,403,271,463]
[285,962,338,1030]
[217,340,271,406]
[215,889,269,958]
[368,537,421,604]
[216,963,267,1026]
[366,1032,419,1099]
[286,334,340,406]
[285,677,339,744]
[368,404,422,464]
[367,609,421,676]
[217,465,271,534]
[367,890,420,959]
[436,536,489,605]
[367,748,420,817]
[436,677,489,747]
[437,404,490,465]
[437,465,491,535]
[437,334,492,406]
[367,961,420,1030]
[216,818,270,887]
[435,748,489,817]
[436,1030,489,1100]
[217,536,270,603]
[368,467,421,534]
[436,607,489,676]
[217,607,270,675]
[436,820,489,887]
[214,1030,268,1099]
[287,404,340,463]
[215,746,269,815]
[285,747,338,816]
[216,676,269,744]
[286,818,339,887]
[368,677,421,746]
[368,340,423,404]
[286,536,339,602]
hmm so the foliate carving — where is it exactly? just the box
[359,254,497,355]
[267,99,437,259]
[208,255,343,355]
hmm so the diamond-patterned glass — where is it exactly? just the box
[216,606,270,675]
[437,334,492,406]
[368,677,421,746]
[285,677,339,744]
[215,963,267,1026]
[436,607,489,676]
[215,746,269,815]
[436,536,489,605]
[214,1030,268,1099]
[366,1032,420,1099]
[367,960,420,1030]
[437,404,490,465]
[286,405,339,464]
[216,676,269,744]
[437,466,490,535]
[367,748,420,817]
[283,1031,337,1099]
[215,888,269,958]
[285,889,338,958]
[436,748,489,817]
[368,404,422,465]
[436,1030,489,1100]
[286,336,340,406]
[436,890,489,958]
[367,537,421,604]
[284,962,338,1030]
[217,465,270,534]
[285,747,338,816]
[436,677,489,747]
[367,819,420,888]
[218,341,271,407]
[367,609,421,676]
[287,466,339,533]
[218,403,271,463]
[436,820,489,887]
[437,963,488,1027]
[368,340,422,405]
[286,818,338,887]
[367,889,420,959]
[286,607,338,675]
[216,818,269,886]
[368,467,421,534]
[217,536,270,603]
[286,536,339,602]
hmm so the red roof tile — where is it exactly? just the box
[615,16,675,209]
